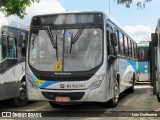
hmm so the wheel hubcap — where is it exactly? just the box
[19,82,26,100]
[114,81,119,103]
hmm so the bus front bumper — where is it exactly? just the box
[27,84,107,102]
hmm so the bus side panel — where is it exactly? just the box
[118,58,135,93]
[0,67,19,100]
[0,62,25,100]
[108,57,135,99]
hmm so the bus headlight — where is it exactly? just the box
[26,74,38,89]
[89,74,105,90]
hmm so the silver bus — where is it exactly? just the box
[0,19,28,106]
[151,18,160,102]
[26,11,138,108]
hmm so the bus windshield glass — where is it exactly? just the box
[29,27,102,72]
[29,13,103,72]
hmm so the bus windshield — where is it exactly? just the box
[29,26,103,72]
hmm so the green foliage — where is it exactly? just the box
[0,0,40,18]
[116,0,152,8]
[0,0,153,19]
[117,0,132,7]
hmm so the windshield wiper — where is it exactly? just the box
[70,25,85,53]
[46,26,58,61]
[31,34,37,49]
[46,26,58,49]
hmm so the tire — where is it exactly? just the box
[128,73,135,93]
[157,95,160,102]
[49,101,61,108]
[108,80,119,108]
[12,81,28,107]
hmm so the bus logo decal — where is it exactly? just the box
[60,84,65,88]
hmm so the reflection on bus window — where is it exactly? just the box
[1,36,8,59]
[1,36,17,60]
[8,38,16,58]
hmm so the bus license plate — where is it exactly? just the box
[55,96,71,102]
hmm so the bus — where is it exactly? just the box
[0,19,28,106]
[151,18,160,102]
[137,42,150,82]
[26,11,138,108]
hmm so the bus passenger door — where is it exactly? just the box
[107,29,117,97]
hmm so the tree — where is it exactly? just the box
[116,0,152,8]
[0,0,152,19]
[0,0,40,18]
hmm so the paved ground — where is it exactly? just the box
[0,82,160,119]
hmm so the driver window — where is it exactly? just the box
[107,30,114,55]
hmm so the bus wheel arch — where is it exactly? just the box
[107,75,120,108]
[128,72,135,93]
[11,76,28,107]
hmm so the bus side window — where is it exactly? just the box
[114,29,120,55]
[130,40,133,58]
[134,43,137,59]
[132,42,134,58]
[8,37,17,58]
[128,39,131,57]
[107,30,114,55]
[124,36,128,57]
[1,35,8,60]
[119,32,124,56]
[20,32,26,57]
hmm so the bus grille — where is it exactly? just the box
[41,92,85,100]
[36,75,92,81]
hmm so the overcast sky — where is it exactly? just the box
[0,0,159,42]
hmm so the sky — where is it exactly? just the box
[0,0,159,42]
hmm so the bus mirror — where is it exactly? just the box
[111,33,117,46]
[151,33,158,47]
[32,17,41,26]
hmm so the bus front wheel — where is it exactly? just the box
[12,81,28,107]
[108,80,119,108]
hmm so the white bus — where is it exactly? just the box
[0,19,28,106]
[151,18,160,102]
[26,11,138,108]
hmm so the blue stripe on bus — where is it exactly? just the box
[39,81,60,88]
[31,74,61,88]
[128,60,138,72]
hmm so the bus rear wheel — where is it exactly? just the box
[12,81,28,107]
[108,80,119,108]
[128,73,135,93]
